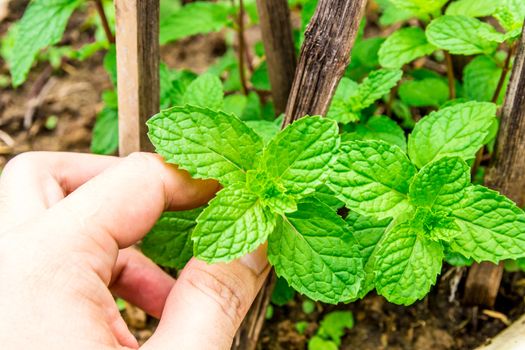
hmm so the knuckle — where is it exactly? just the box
[183,266,249,327]
[2,152,40,177]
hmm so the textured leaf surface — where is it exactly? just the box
[183,73,223,109]
[262,117,339,196]
[160,2,232,44]
[450,186,525,262]
[147,105,263,185]
[10,0,82,86]
[327,78,361,124]
[445,0,498,17]
[346,211,392,298]
[494,0,525,32]
[399,78,449,107]
[378,27,436,69]
[408,102,497,168]
[268,199,363,303]
[141,208,203,269]
[193,184,276,263]
[463,56,504,103]
[341,116,407,152]
[329,140,415,219]
[375,223,444,305]
[245,120,280,145]
[409,157,470,210]
[351,69,403,110]
[426,16,500,55]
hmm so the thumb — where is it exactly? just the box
[142,245,270,350]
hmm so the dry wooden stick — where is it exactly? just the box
[255,0,296,115]
[115,0,159,155]
[233,1,367,348]
[464,24,525,307]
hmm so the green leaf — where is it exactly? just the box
[390,0,447,15]
[268,198,364,303]
[346,211,392,298]
[246,169,297,214]
[347,37,384,81]
[222,94,248,118]
[271,277,296,306]
[328,140,416,219]
[463,56,505,103]
[245,120,280,145]
[399,78,449,107]
[351,69,403,110]
[193,184,276,263]
[409,157,470,210]
[410,207,461,242]
[378,27,436,69]
[308,337,338,350]
[147,105,263,185]
[10,0,83,87]
[183,73,224,109]
[91,106,118,155]
[494,0,525,32]
[450,186,525,263]
[159,2,233,44]
[341,116,407,152]
[445,0,498,17]
[250,61,271,91]
[426,16,500,55]
[407,101,497,168]
[375,223,444,305]
[314,184,345,211]
[378,0,415,26]
[326,78,361,124]
[141,208,203,270]
[317,311,354,346]
[261,116,339,196]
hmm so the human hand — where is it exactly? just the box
[0,152,270,349]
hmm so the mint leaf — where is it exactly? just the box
[341,116,407,152]
[407,101,497,168]
[346,211,392,298]
[91,105,118,155]
[494,0,525,32]
[308,337,338,350]
[445,0,498,17]
[10,0,82,87]
[463,56,505,103]
[426,16,500,55]
[329,140,416,219]
[271,277,296,306]
[375,223,444,305]
[183,73,223,109]
[409,157,470,210]
[159,2,233,44]
[399,78,449,107]
[378,27,435,69]
[245,120,280,145]
[317,311,354,346]
[351,69,403,110]
[246,170,297,214]
[192,184,276,263]
[141,208,203,269]
[314,184,345,211]
[390,0,447,16]
[147,105,263,185]
[450,186,525,262]
[268,198,364,303]
[410,207,461,242]
[261,116,339,196]
[327,78,360,124]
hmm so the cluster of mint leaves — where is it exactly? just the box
[144,99,525,305]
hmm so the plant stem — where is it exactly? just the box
[237,0,249,95]
[94,0,115,44]
[492,44,516,103]
[444,51,456,99]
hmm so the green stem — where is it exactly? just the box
[94,0,115,44]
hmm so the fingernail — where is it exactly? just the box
[239,243,269,275]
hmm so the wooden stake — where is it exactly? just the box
[233,1,367,348]
[464,24,525,307]
[115,0,159,156]
[255,0,296,115]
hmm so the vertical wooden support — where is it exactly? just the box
[464,24,525,307]
[233,1,367,349]
[255,0,296,115]
[115,0,159,156]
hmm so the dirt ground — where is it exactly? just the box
[1,1,525,349]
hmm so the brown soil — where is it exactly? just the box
[1,1,525,349]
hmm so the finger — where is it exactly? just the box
[38,152,219,283]
[142,245,270,350]
[110,247,175,319]
[0,152,119,230]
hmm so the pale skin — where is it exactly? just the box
[0,152,270,349]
